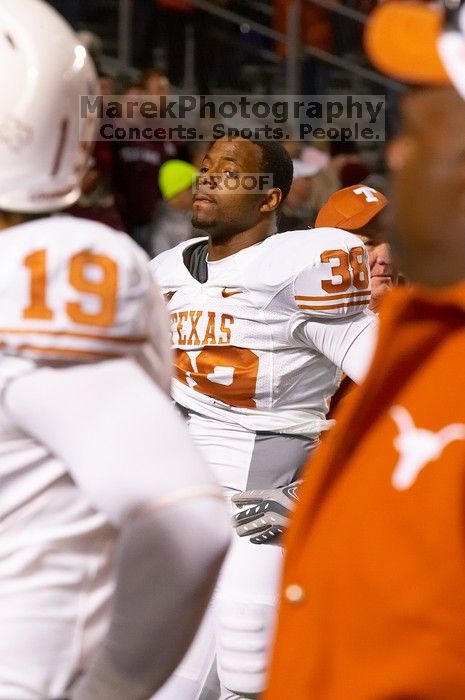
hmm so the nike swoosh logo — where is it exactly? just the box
[222,288,243,298]
[164,291,176,302]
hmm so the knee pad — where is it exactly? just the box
[215,600,276,696]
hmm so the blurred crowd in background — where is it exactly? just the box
[45,0,392,258]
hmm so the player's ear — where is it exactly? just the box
[260,188,282,214]
[386,134,413,173]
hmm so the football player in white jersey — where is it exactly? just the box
[0,2,230,699]
[150,137,378,700]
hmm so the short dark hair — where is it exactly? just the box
[252,140,294,203]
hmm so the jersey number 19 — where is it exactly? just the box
[23,249,118,327]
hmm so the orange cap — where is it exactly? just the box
[315,184,387,230]
[364,1,450,85]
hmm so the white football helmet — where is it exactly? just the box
[0,0,98,213]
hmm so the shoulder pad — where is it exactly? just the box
[0,216,157,360]
[291,228,371,318]
[246,228,364,290]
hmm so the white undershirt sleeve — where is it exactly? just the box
[3,357,230,699]
[4,357,220,525]
[293,311,378,384]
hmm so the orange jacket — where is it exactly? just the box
[266,282,465,700]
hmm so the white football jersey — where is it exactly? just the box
[151,228,374,437]
[0,357,116,698]
[0,215,175,697]
[0,354,220,699]
[0,215,170,381]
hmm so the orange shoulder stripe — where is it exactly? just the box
[298,300,370,311]
[295,290,371,302]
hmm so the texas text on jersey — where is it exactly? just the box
[151,227,376,438]
[150,225,377,700]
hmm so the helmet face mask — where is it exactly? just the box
[0,0,98,214]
